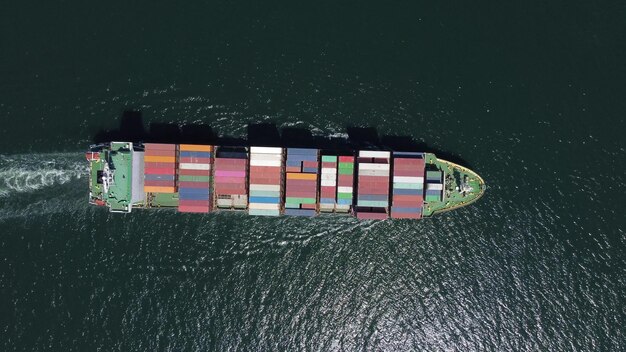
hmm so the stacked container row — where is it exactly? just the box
[177,145,213,213]
[214,147,248,209]
[356,151,390,219]
[391,152,425,219]
[425,170,444,202]
[143,143,177,194]
[248,147,284,216]
[336,156,355,213]
[284,148,319,217]
[319,155,338,212]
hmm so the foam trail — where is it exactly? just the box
[0,153,87,198]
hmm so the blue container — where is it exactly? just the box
[179,190,209,200]
[287,148,317,155]
[144,174,175,181]
[286,160,302,167]
[393,152,423,157]
[249,196,280,204]
[337,198,352,205]
[284,208,316,217]
[319,197,335,204]
[391,206,422,213]
[180,151,212,158]
[392,188,422,195]
[302,167,318,173]
[287,154,317,161]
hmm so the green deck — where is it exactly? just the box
[421,153,485,217]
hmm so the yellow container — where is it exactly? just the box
[286,173,317,180]
[144,156,176,163]
[144,186,176,193]
[179,144,213,152]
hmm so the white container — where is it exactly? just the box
[359,150,390,158]
[249,184,281,191]
[427,183,443,190]
[250,159,282,167]
[179,163,211,170]
[250,154,282,161]
[337,186,353,193]
[250,146,282,154]
[248,203,281,210]
[358,163,390,171]
[393,176,424,183]
[321,167,337,174]
[321,173,336,180]
[358,169,389,176]
[321,179,337,186]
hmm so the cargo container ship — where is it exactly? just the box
[86,142,485,219]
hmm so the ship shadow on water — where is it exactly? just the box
[92,111,471,168]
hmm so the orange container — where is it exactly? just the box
[144,156,176,163]
[144,186,176,193]
[286,173,317,180]
[179,144,213,152]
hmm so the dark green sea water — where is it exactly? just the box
[1,1,625,350]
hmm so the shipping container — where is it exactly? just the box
[283,148,319,216]
[176,145,213,213]
[213,147,249,210]
[248,146,283,216]
[355,150,390,219]
[143,143,178,194]
[390,152,425,219]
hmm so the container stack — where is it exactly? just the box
[425,170,444,202]
[248,147,284,216]
[336,156,355,213]
[213,147,248,210]
[319,155,338,212]
[391,152,425,219]
[355,151,390,219]
[284,148,319,217]
[143,143,177,194]
[177,145,213,213]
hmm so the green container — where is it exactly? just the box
[322,155,337,162]
[284,202,300,209]
[248,190,280,197]
[425,195,441,202]
[337,192,352,199]
[356,200,388,207]
[338,168,354,175]
[178,175,210,182]
[285,197,316,204]
[338,162,354,168]
[393,182,423,189]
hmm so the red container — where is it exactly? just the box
[178,181,210,188]
[216,158,246,165]
[215,176,245,184]
[249,177,281,184]
[144,149,176,157]
[391,212,421,219]
[178,205,210,213]
[286,190,317,198]
[301,203,316,209]
[356,212,388,220]
[179,157,212,164]
[144,162,175,169]
[250,166,280,173]
[302,161,318,169]
[286,166,301,172]
[144,143,176,151]
[215,164,246,172]
[393,195,423,202]
[179,169,209,176]
[339,156,354,162]
[358,175,388,183]
[215,185,246,193]
[179,199,210,206]
[320,190,335,197]
[321,162,337,168]
[145,167,176,175]
[144,180,175,187]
